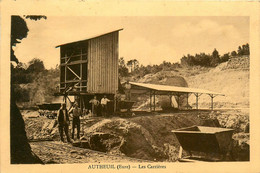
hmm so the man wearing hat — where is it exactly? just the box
[57,103,71,143]
[69,102,82,140]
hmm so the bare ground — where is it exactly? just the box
[30,141,147,164]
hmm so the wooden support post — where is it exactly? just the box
[153,92,156,112]
[80,95,83,111]
[211,96,214,110]
[150,91,152,112]
[80,64,82,92]
[194,93,202,110]
[178,146,183,159]
[196,94,198,109]
[208,94,215,110]
[211,95,214,110]
[186,93,189,109]
[169,94,172,107]
[65,65,67,89]
[114,94,116,113]
[64,95,67,105]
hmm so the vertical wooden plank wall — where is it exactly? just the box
[87,32,119,94]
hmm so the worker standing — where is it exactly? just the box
[125,80,131,100]
[69,102,81,140]
[101,95,110,117]
[89,96,99,117]
[57,103,71,143]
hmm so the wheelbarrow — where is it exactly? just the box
[172,126,234,162]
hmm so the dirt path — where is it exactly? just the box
[30,141,147,164]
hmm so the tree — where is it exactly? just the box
[10,15,46,164]
[231,51,237,56]
[237,43,250,56]
[242,43,250,55]
[210,48,220,67]
[132,59,139,71]
[127,60,133,72]
[11,62,31,84]
[118,57,129,77]
[237,46,243,55]
[11,16,29,63]
[220,53,230,63]
[27,58,45,73]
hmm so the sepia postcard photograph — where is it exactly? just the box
[1,1,260,173]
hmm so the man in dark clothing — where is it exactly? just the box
[69,102,82,140]
[57,103,71,143]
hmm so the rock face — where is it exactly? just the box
[83,118,167,161]
[210,110,249,132]
[225,56,250,70]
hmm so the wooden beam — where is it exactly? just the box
[61,79,87,84]
[67,66,81,79]
[67,96,72,105]
[65,57,71,64]
[61,53,87,59]
[61,60,88,66]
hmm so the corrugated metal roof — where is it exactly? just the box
[55,28,123,48]
[129,82,224,96]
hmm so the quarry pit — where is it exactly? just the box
[24,109,249,163]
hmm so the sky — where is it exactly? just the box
[13,16,249,69]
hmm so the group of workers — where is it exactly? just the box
[89,95,111,117]
[57,102,81,143]
[56,95,115,143]
[57,81,131,143]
